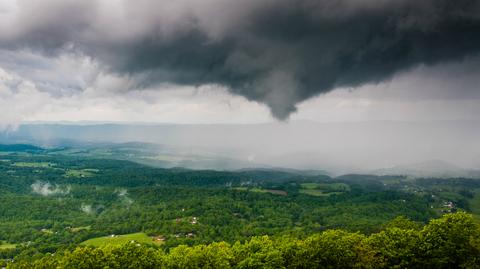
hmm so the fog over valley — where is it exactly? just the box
[3,120,479,176]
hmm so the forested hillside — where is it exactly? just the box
[0,147,479,268]
[7,213,480,268]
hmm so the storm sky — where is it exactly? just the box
[0,0,480,126]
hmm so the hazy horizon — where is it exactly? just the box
[1,0,479,175]
[1,120,478,176]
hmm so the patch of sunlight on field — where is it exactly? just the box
[12,162,55,168]
[300,182,350,194]
[233,187,248,191]
[249,188,287,196]
[69,226,91,232]
[64,169,98,178]
[300,183,321,189]
[299,189,330,197]
[0,241,16,250]
[81,233,162,247]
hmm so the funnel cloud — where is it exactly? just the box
[1,0,480,119]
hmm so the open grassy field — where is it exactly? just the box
[299,189,330,197]
[300,182,350,191]
[300,183,321,189]
[250,188,287,196]
[12,162,55,168]
[81,233,162,247]
[69,226,91,232]
[232,187,248,191]
[299,189,345,197]
[64,169,97,178]
[0,241,16,250]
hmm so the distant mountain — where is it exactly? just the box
[0,144,43,152]
[237,167,331,177]
[372,160,480,178]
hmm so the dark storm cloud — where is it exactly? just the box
[1,0,480,119]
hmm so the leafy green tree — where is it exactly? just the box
[419,212,480,268]
[165,242,234,269]
[294,230,376,269]
[384,216,421,230]
[368,227,420,268]
[232,236,284,269]
[55,244,163,269]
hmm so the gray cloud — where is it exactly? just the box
[1,0,480,119]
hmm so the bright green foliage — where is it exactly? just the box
[232,236,284,269]
[384,216,421,230]
[293,230,366,268]
[81,233,160,247]
[2,151,480,268]
[0,241,16,250]
[419,211,480,268]
[7,213,480,269]
[52,244,162,269]
[369,227,421,268]
[165,242,234,269]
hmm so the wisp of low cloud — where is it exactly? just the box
[31,180,70,196]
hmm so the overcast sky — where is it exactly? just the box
[0,0,479,127]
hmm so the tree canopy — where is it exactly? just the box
[7,212,480,269]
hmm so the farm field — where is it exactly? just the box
[299,182,350,196]
[0,241,16,250]
[81,233,162,247]
[64,169,97,178]
[12,162,55,168]
[299,189,333,196]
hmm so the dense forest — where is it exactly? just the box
[0,146,479,267]
[8,213,480,268]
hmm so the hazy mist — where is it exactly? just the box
[3,120,479,174]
